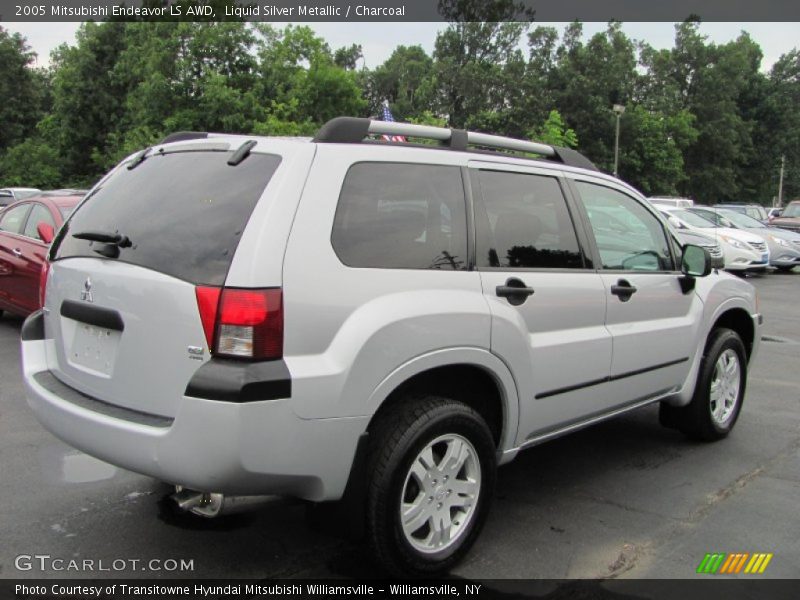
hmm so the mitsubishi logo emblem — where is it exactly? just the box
[81,277,93,303]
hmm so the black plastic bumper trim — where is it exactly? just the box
[33,371,173,428]
[60,300,124,332]
[21,310,45,341]
[184,358,291,402]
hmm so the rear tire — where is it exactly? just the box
[661,328,747,441]
[366,395,496,576]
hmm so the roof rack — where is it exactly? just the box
[313,117,597,171]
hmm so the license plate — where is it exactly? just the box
[761,253,769,262]
[69,323,120,376]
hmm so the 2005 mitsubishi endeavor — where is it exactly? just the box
[21,117,761,575]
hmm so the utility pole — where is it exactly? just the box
[613,104,625,177]
[777,155,785,207]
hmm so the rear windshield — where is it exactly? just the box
[54,150,281,285]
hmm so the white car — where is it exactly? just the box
[648,196,694,208]
[657,206,770,273]
[0,187,41,208]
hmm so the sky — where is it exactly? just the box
[4,21,799,72]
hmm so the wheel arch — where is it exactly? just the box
[365,348,520,455]
[667,301,757,407]
[711,307,755,360]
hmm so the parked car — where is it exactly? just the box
[648,196,694,208]
[21,119,761,575]
[38,189,89,197]
[691,206,800,272]
[0,187,41,208]
[770,201,800,233]
[0,193,82,317]
[656,206,770,273]
[713,203,769,222]
[673,229,725,270]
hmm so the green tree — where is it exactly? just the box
[530,110,578,148]
[367,45,434,119]
[544,22,638,172]
[255,25,366,125]
[0,137,64,188]
[334,44,363,70]
[428,22,528,129]
[617,106,697,195]
[48,21,131,183]
[639,22,768,202]
[0,27,49,154]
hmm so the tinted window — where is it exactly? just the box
[475,170,583,269]
[23,204,55,240]
[578,182,674,271]
[55,151,281,285]
[332,163,467,270]
[0,204,30,234]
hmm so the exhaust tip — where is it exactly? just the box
[170,486,276,518]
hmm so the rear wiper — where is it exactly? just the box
[73,230,133,259]
[73,230,132,248]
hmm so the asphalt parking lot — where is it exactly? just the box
[1,272,798,581]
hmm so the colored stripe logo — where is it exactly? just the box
[697,552,773,574]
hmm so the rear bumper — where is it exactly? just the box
[20,318,367,501]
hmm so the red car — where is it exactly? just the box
[0,193,82,317]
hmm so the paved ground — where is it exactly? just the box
[1,272,798,580]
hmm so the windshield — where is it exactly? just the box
[783,204,800,218]
[671,209,716,228]
[717,209,766,229]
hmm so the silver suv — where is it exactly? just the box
[21,118,761,575]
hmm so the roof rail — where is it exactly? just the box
[159,131,209,144]
[312,117,597,171]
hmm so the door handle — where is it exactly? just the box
[12,248,23,258]
[610,279,637,302]
[496,278,535,306]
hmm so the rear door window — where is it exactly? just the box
[54,151,281,285]
[474,170,584,269]
[331,162,468,270]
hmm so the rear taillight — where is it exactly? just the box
[195,287,283,360]
[39,260,50,308]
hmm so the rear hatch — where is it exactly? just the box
[45,144,283,418]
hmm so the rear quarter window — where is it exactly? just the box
[331,162,468,270]
[54,150,281,286]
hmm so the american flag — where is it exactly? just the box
[380,101,407,142]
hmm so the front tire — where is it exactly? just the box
[366,396,496,576]
[662,328,747,441]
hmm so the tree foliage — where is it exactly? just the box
[0,20,797,204]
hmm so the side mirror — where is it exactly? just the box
[37,222,55,244]
[681,244,712,278]
[720,218,734,228]
[668,216,684,229]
